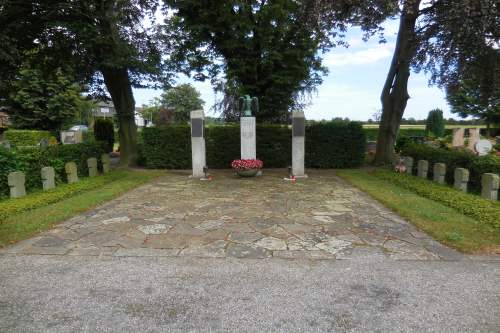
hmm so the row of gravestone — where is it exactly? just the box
[402,156,499,201]
[7,154,111,199]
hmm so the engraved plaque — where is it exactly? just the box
[292,117,305,137]
[191,118,204,137]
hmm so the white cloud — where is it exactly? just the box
[324,43,394,67]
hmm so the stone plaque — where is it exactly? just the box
[292,117,305,137]
[475,140,492,156]
[191,118,204,137]
[241,117,256,159]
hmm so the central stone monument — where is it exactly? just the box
[292,111,307,177]
[190,110,206,178]
[239,95,258,159]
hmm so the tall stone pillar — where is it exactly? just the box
[190,110,206,178]
[292,111,306,177]
[240,116,256,159]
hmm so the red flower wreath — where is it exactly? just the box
[231,159,264,171]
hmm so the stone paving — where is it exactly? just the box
[1,170,466,260]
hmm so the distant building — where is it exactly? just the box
[91,101,147,127]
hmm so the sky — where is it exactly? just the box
[133,19,453,121]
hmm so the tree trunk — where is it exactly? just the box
[101,67,138,166]
[374,0,421,165]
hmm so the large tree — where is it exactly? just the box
[160,84,205,123]
[374,0,498,164]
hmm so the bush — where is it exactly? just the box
[139,121,366,169]
[0,147,23,199]
[374,169,500,228]
[425,109,445,137]
[94,118,115,152]
[4,129,51,147]
[400,142,500,193]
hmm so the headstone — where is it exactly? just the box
[8,171,26,198]
[101,154,111,173]
[433,163,446,184]
[1,141,11,150]
[190,110,206,178]
[417,160,429,178]
[292,111,306,177]
[481,173,499,200]
[475,140,492,156]
[65,162,78,183]
[240,116,256,159]
[39,138,49,147]
[87,157,98,177]
[467,128,480,152]
[41,166,55,190]
[60,131,83,145]
[403,156,413,174]
[452,128,464,147]
[453,168,469,192]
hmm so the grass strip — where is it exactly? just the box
[337,169,500,254]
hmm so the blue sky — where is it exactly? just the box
[133,19,453,121]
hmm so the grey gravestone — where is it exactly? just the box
[41,167,55,190]
[481,173,499,200]
[190,110,206,178]
[417,160,429,178]
[403,156,413,174]
[292,111,306,177]
[453,168,469,192]
[433,163,446,184]
[39,138,49,147]
[65,162,78,183]
[475,140,492,156]
[1,141,11,150]
[101,154,111,173]
[87,157,98,177]
[8,171,26,198]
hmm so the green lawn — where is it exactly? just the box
[0,169,163,247]
[337,169,500,254]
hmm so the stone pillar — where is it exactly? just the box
[8,171,26,198]
[467,128,480,152]
[481,173,499,200]
[190,110,206,178]
[65,162,79,184]
[87,157,98,177]
[41,167,55,190]
[101,154,111,173]
[292,111,306,177]
[403,156,413,174]
[417,160,429,178]
[452,128,464,148]
[433,163,446,184]
[240,116,256,159]
[453,168,469,192]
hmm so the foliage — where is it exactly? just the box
[425,109,445,137]
[139,121,366,169]
[374,169,500,229]
[399,142,500,192]
[94,118,115,153]
[4,130,51,147]
[159,84,204,123]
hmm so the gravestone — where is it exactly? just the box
[87,157,98,177]
[41,166,55,190]
[452,128,465,147]
[481,173,499,200]
[417,160,429,178]
[475,140,492,156]
[1,140,11,150]
[403,156,413,174]
[239,95,258,159]
[8,171,26,198]
[467,128,480,152]
[65,162,78,183]
[292,111,306,177]
[190,110,206,178]
[60,131,83,145]
[433,163,446,184]
[453,168,469,192]
[101,154,111,173]
[39,138,49,147]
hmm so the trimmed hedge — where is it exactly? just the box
[374,169,500,228]
[400,142,500,193]
[94,118,115,152]
[4,129,51,146]
[363,128,454,141]
[140,122,366,169]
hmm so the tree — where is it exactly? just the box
[160,84,204,123]
[374,0,498,164]
[425,108,445,137]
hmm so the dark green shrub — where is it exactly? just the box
[93,118,115,152]
[425,109,445,137]
[4,129,51,146]
[400,143,500,193]
[141,126,191,169]
[0,147,23,199]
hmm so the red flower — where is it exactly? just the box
[231,159,263,171]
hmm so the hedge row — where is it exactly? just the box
[0,142,106,198]
[400,142,500,193]
[374,169,500,228]
[4,129,51,146]
[139,122,366,169]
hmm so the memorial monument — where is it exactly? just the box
[239,95,258,160]
[190,110,206,178]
